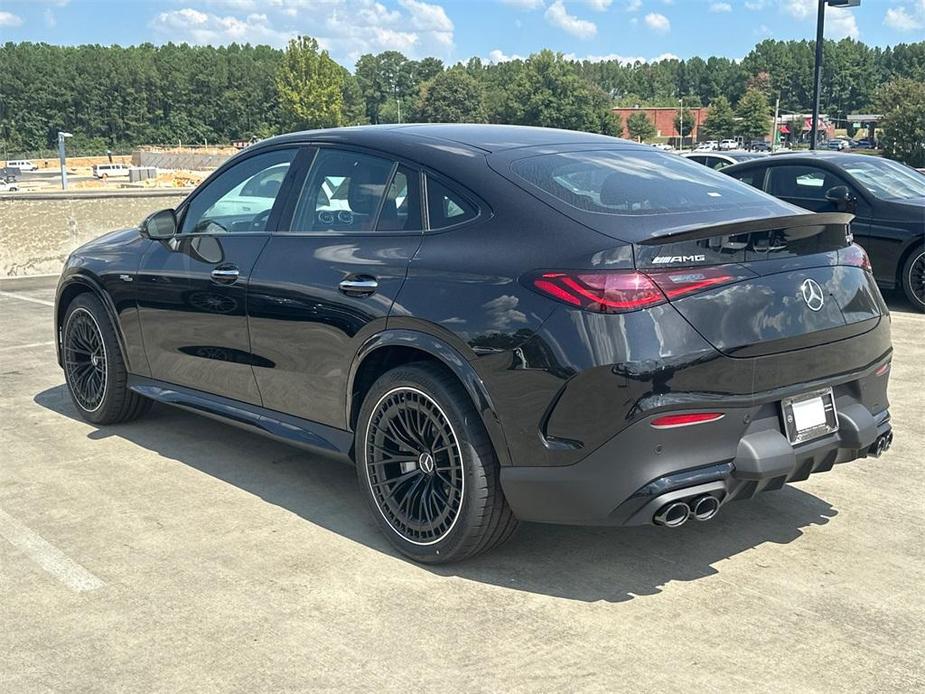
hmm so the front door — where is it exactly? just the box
[136,147,298,403]
[247,147,424,428]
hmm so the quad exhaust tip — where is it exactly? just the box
[653,501,691,528]
[691,495,720,521]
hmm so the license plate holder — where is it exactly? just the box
[781,388,838,445]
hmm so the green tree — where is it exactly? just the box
[413,69,486,123]
[275,36,344,130]
[493,50,614,133]
[875,78,925,167]
[626,112,657,142]
[736,88,771,141]
[701,95,737,140]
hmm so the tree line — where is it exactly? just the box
[1,38,923,161]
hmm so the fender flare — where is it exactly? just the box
[55,273,128,368]
[346,329,513,467]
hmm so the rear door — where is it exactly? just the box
[246,146,424,428]
[136,147,298,404]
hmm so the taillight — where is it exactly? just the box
[841,243,872,272]
[647,265,748,300]
[650,412,724,429]
[528,265,746,313]
[531,271,666,313]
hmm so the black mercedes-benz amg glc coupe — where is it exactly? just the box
[56,125,894,563]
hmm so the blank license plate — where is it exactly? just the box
[781,389,838,444]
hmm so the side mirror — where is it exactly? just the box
[825,185,855,212]
[141,209,178,239]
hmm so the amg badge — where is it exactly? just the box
[652,254,707,265]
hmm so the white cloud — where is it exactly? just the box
[398,0,453,32]
[625,0,641,11]
[563,51,679,64]
[644,11,670,32]
[43,8,57,27]
[488,48,526,62]
[200,0,259,9]
[745,0,765,9]
[782,0,859,39]
[150,9,295,47]
[0,11,24,27]
[583,0,613,10]
[884,1,925,32]
[709,2,731,12]
[545,0,597,38]
[500,0,544,8]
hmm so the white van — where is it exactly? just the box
[6,159,37,172]
[93,163,130,178]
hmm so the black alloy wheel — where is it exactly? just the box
[61,293,151,425]
[364,387,465,545]
[64,307,107,412]
[903,249,925,311]
[356,363,517,563]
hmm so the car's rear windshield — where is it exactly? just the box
[511,149,773,215]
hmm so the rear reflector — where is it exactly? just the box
[650,412,725,429]
[875,362,890,377]
[528,265,749,314]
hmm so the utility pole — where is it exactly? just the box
[57,131,72,191]
[678,98,684,151]
[772,95,780,153]
[810,0,860,150]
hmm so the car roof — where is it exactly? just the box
[722,150,878,170]
[259,123,637,154]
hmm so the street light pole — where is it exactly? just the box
[810,0,860,150]
[678,98,684,152]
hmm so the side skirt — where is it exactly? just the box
[127,375,354,463]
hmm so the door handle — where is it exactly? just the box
[211,266,240,284]
[339,276,378,296]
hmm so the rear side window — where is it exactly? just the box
[377,166,422,232]
[766,165,845,200]
[511,149,772,215]
[291,148,396,232]
[426,177,478,229]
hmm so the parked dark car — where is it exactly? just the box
[851,139,875,150]
[749,140,771,152]
[722,152,925,311]
[55,125,894,563]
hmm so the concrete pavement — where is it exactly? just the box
[1,276,923,692]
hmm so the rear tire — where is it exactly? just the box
[900,246,925,312]
[62,293,151,424]
[355,362,517,564]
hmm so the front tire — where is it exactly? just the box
[901,246,925,312]
[62,293,151,424]
[356,363,517,563]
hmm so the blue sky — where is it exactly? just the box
[0,0,923,69]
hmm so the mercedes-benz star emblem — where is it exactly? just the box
[418,452,435,474]
[801,278,825,312]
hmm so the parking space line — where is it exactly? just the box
[0,508,105,592]
[0,341,56,352]
[0,291,55,307]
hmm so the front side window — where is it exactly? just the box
[291,149,396,232]
[511,149,773,215]
[181,149,296,234]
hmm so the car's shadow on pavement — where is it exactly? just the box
[36,383,838,603]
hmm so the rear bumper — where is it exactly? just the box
[500,389,892,527]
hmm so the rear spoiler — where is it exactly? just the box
[636,212,854,246]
